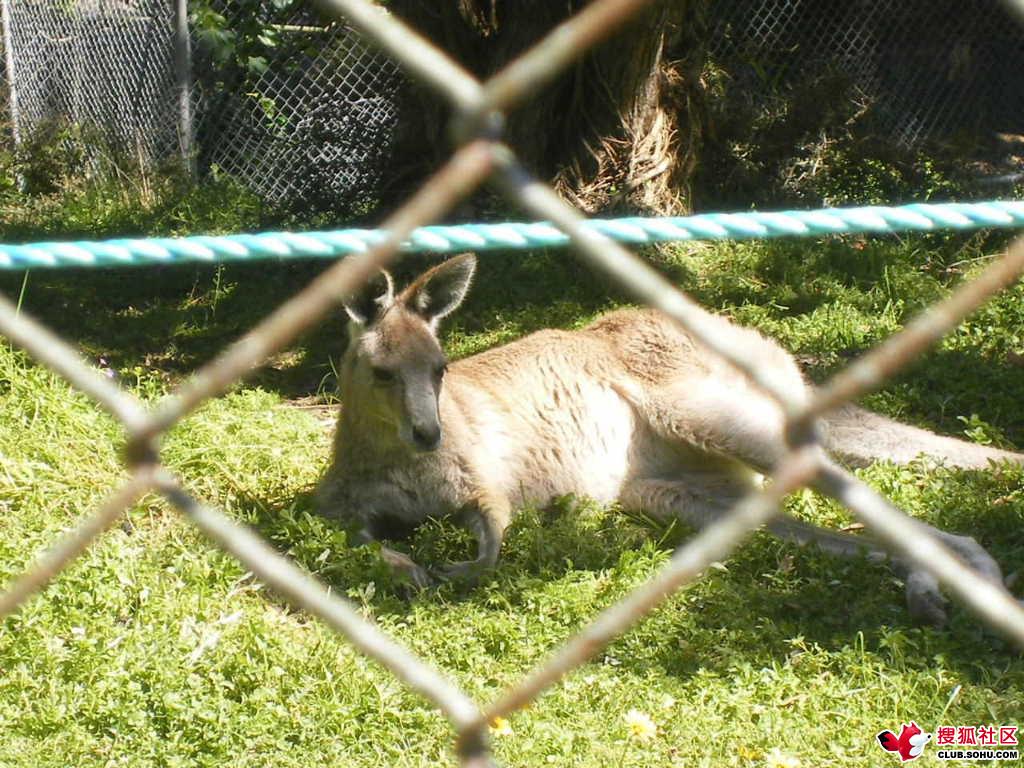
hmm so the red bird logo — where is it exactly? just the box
[876,722,931,762]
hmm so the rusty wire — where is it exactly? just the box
[2,0,1024,764]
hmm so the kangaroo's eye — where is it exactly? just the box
[371,367,395,384]
[434,363,448,379]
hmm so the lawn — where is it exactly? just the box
[1,184,1023,766]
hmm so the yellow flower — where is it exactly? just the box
[488,716,513,737]
[624,709,657,741]
[765,748,802,768]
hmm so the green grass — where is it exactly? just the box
[2,210,1024,766]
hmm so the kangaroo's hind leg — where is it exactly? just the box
[619,469,977,627]
[633,379,1006,626]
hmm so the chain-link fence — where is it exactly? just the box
[1,0,186,168]
[2,1,1024,766]
[5,0,1024,212]
[0,0,402,212]
[192,1,402,211]
[700,0,1024,208]
[709,0,1024,148]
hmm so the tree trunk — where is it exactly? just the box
[388,0,707,214]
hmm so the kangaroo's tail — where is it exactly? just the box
[821,404,1024,469]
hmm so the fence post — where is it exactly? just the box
[1,0,21,146]
[1,0,23,191]
[173,0,194,175]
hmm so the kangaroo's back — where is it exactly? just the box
[584,308,808,396]
[581,309,1023,471]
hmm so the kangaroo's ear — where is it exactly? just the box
[402,253,477,324]
[342,270,395,325]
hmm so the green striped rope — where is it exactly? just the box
[2,200,1023,270]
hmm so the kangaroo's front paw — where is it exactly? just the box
[905,570,948,627]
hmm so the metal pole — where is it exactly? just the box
[1,0,21,147]
[1,0,24,191]
[173,0,194,174]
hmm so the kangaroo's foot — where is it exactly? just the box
[901,530,1007,627]
[903,570,947,626]
[773,515,1012,628]
[623,475,1014,627]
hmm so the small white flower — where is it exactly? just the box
[624,709,657,741]
[765,747,802,768]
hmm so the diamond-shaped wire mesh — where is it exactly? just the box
[2,1,1024,766]
[4,0,181,167]
[1,0,401,208]
[5,0,1023,208]
[708,0,1024,147]
[193,1,402,211]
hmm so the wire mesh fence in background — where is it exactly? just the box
[709,0,1024,147]
[2,0,184,167]
[4,0,1024,212]
[1,0,402,213]
[192,0,402,211]
[2,1,1024,766]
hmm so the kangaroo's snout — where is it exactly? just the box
[403,375,443,452]
[411,423,442,452]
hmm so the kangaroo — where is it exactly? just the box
[316,253,1023,626]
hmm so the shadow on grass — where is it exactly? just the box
[0,249,619,401]
[5,236,1024,443]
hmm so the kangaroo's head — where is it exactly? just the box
[340,253,476,453]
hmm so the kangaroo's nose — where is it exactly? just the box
[411,424,441,451]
